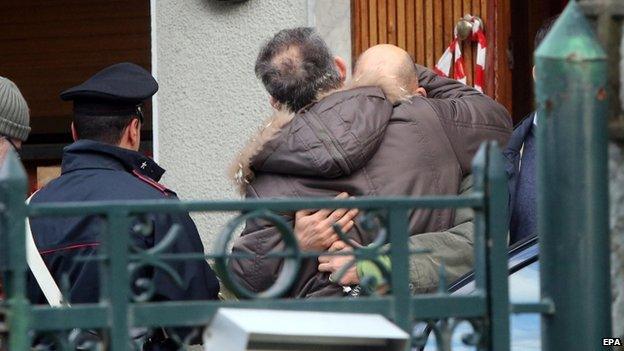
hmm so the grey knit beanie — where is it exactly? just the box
[0,76,30,141]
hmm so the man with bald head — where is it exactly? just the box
[229,28,511,297]
[353,44,427,98]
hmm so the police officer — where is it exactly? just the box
[27,63,219,310]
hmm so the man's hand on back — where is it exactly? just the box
[294,192,358,252]
[318,240,360,286]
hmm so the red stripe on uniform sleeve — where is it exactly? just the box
[40,242,100,255]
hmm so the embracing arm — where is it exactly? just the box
[228,186,358,297]
[229,220,289,293]
[406,178,474,293]
[350,176,474,293]
[415,65,512,174]
[416,64,481,99]
[229,214,356,297]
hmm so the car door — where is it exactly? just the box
[419,237,540,350]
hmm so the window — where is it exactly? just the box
[422,244,540,350]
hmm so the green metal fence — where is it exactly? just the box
[0,140,509,351]
[0,1,614,350]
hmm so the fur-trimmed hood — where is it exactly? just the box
[229,75,414,194]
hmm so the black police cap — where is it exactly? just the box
[60,62,158,119]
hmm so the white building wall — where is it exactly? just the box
[153,0,351,250]
[310,0,353,74]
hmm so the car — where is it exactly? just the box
[417,235,540,351]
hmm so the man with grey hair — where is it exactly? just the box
[229,28,511,297]
[254,27,347,111]
[0,77,30,165]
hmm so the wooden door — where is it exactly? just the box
[351,0,512,112]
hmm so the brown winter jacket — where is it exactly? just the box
[228,65,512,298]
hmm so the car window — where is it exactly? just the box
[421,260,540,350]
[510,259,540,302]
[509,260,540,351]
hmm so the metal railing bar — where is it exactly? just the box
[30,305,108,331]
[27,194,485,217]
[510,300,555,315]
[411,294,487,319]
[131,297,395,327]
[74,248,431,263]
[77,249,432,263]
[27,295,491,330]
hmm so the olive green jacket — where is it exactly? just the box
[358,175,474,293]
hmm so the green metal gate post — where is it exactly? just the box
[485,143,510,351]
[0,151,29,349]
[104,211,132,350]
[536,2,612,350]
[388,207,411,334]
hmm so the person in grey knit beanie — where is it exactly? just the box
[0,76,30,165]
[0,77,29,331]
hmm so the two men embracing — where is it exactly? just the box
[228,28,512,297]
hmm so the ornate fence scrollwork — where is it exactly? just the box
[0,141,516,351]
[330,210,393,296]
[31,329,105,351]
[412,318,484,351]
[0,302,7,351]
[214,209,301,299]
[129,222,185,303]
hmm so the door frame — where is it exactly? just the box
[486,0,512,114]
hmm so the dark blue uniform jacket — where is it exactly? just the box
[27,140,219,304]
[504,113,537,245]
